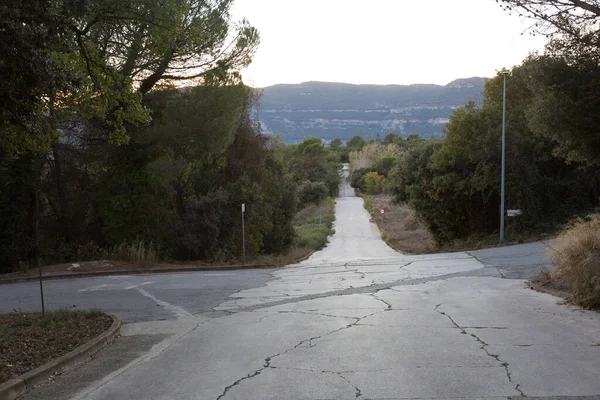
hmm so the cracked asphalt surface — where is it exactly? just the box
[4,176,600,400]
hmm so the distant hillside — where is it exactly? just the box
[258,78,486,144]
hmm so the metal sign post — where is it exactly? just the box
[35,189,45,315]
[318,209,323,225]
[380,209,385,226]
[241,203,246,265]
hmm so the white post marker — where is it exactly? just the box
[380,208,385,226]
[241,203,246,265]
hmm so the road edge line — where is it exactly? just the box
[0,264,279,285]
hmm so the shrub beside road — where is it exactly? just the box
[293,198,336,254]
[535,214,600,309]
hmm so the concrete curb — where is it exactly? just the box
[0,264,279,285]
[0,315,122,400]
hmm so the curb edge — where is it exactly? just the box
[0,315,122,400]
[0,264,280,285]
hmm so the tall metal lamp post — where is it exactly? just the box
[241,203,246,265]
[500,71,509,242]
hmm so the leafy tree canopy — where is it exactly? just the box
[330,138,343,148]
[499,0,600,61]
[346,135,366,150]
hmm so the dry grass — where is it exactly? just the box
[111,239,159,267]
[364,194,432,254]
[250,247,314,266]
[544,214,600,309]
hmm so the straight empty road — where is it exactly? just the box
[3,177,599,400]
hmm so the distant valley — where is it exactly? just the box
[258,78,485,143]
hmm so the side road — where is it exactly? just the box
[469,241,552,279]
[0,263,277,285]
[0,241,551,286]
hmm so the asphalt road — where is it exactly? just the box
[469,241,554,279]
[0,270,273,323]
[5,176,600,400]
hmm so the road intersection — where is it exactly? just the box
[2,179,599,400]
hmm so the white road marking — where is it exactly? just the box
[113,277,193,319]
[78,284,114,292]
[72,278,204,400]
[124,281,153,290]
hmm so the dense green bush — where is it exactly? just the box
[282,137,341,198]
[0,87,320,271]
[297,181,329,207]
[364,172,385,195]
[388,57,600,245]
[372,157,398,177]
[295,224,333,250]
[350,168,374,192]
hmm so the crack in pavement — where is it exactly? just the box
[343,262,366,281]
[263,366,364,398]
[215,306,387,400]
[274,310,362,319]
[214,329,354,400]
[434,303,526,398]
[371,292,392,311]
[464,326,509,330]
[225,268,494,315]
[337,372,363,398]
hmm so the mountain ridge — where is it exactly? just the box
[257,77,486,143]
[261,77,484,89]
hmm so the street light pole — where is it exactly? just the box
[241,203,246,265]
[500,71,508,242]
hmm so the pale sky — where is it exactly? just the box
[231,0,548,87]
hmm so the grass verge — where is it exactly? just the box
[293,198,336,251]
[0,311,113,384]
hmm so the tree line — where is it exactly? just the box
[345,0,600,245]
[347,55,600,246]
[0,0,340,273]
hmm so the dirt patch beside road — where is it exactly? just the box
[364,194,432,254]
[0,311,113,384]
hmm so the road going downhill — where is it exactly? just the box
[3,174,600,400]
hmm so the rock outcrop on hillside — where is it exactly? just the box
[258,77,485,143]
